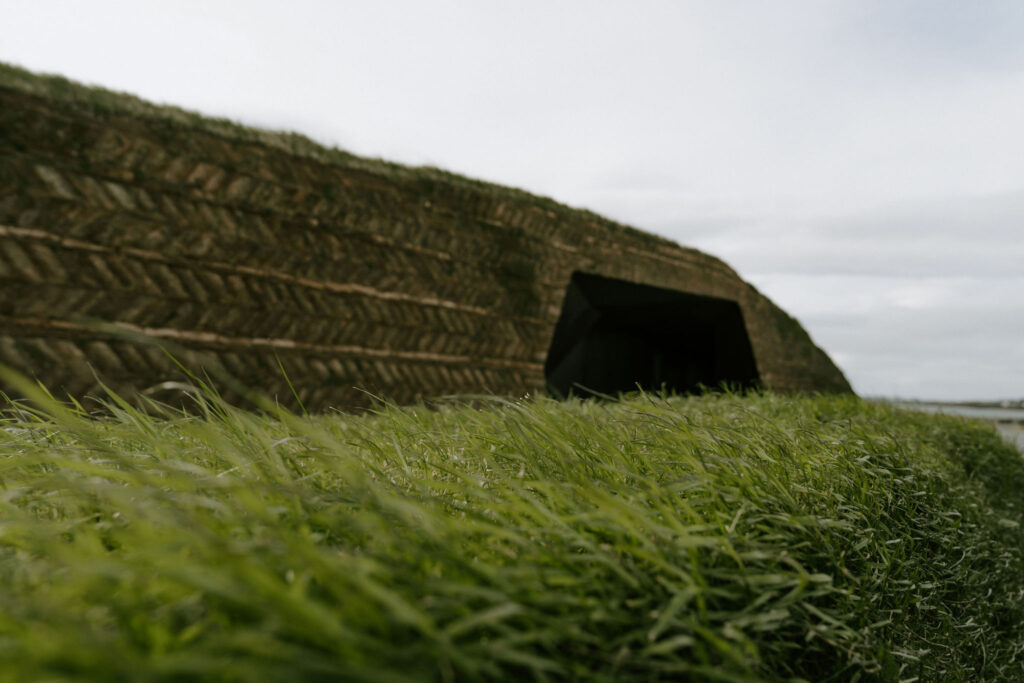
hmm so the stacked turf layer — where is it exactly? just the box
[0,388,1021,681]
[0,62,851,412]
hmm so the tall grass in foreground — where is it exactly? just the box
[0,385,1022,682]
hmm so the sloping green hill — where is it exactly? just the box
[0,381,1020,681]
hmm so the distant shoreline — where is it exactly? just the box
[884,400,1024,425]
[883,400,1024,451]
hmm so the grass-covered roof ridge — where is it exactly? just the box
[1,377,1021,680]
[0,61,690,252]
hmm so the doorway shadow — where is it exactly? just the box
[544,272,760,398]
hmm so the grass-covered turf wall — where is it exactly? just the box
[0,382,1022,681]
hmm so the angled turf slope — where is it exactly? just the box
[0,62,850,412]
[1,382,1021,681]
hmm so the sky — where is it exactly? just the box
[3,0,1022,400]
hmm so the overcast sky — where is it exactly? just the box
[3,1,1022,400]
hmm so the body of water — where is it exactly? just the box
[995,424,1024,451]
[888,401,1024,452]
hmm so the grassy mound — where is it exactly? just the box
[0,385,1022,681]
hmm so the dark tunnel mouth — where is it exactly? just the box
[544,271,760,399]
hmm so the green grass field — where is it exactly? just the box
[1,378,1022,681]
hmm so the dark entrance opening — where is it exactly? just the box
[544,272,760,398]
